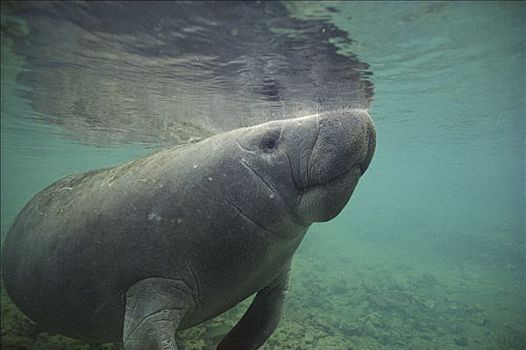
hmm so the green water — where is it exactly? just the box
[1,2,525,350]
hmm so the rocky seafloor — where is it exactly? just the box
[2,233,525,350]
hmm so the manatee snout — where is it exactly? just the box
[308,109,375,184]
[299,109,376,223]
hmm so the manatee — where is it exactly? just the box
[1,109,375,350]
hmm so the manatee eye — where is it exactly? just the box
[258,129,280,151]
[259,136,276,150]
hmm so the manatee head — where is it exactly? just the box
[228,109,375,228]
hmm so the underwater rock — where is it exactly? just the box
[453,335,469,347]
[419,273,439,287]
[363,312,385,329]
[180,338,206,350]
[0,334,33,350]
[465,304,486,326]
[316,335,349,350]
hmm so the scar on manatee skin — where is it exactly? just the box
[148,212,162,223]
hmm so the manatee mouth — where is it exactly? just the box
[360,125,376,174]
[335,163,364,183]
[304,163,362,191]
[297,164,362,224]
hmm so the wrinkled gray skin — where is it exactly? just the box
[2,109,375,350]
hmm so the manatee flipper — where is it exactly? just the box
[217,268,290,350]
[123,278,194,350]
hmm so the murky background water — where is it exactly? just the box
[1,2,525,350]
